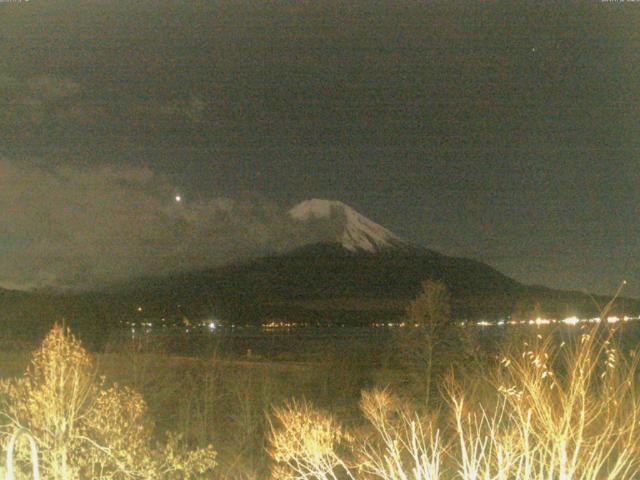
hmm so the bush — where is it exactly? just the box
[268,399,353,480]
[0,324,217,479]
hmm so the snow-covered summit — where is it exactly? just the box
[289,199,408,253]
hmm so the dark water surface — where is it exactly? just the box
[111,321,640,359]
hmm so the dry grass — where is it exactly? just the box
[451,325,640,479]
[269,324,640,479]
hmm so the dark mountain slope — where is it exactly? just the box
[108,243,634,324]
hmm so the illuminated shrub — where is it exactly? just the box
[269,325,640,480]
[452,328,640,480]
[357,389,441,480]
[0,324,216,479]
[268,400,353,480]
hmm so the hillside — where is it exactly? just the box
[95,243,638,325]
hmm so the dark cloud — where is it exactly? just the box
[0,159,311,290]
[0,75,212,145]
[1,75,86,132]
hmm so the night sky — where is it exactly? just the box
[1,1,639,295]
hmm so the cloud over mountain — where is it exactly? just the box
[0,159,310,290]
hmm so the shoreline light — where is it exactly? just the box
[562,316,580,325]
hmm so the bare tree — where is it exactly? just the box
[391,280,455,407]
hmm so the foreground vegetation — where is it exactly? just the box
[0,325,217,479]
[271,325,640,479]
[0,282,638,478]
[0,322,637,479]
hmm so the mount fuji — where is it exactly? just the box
[288,199,410,253]
[77,198,634,326]
[2,199,637,331]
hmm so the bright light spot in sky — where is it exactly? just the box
[175,195,182,202]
